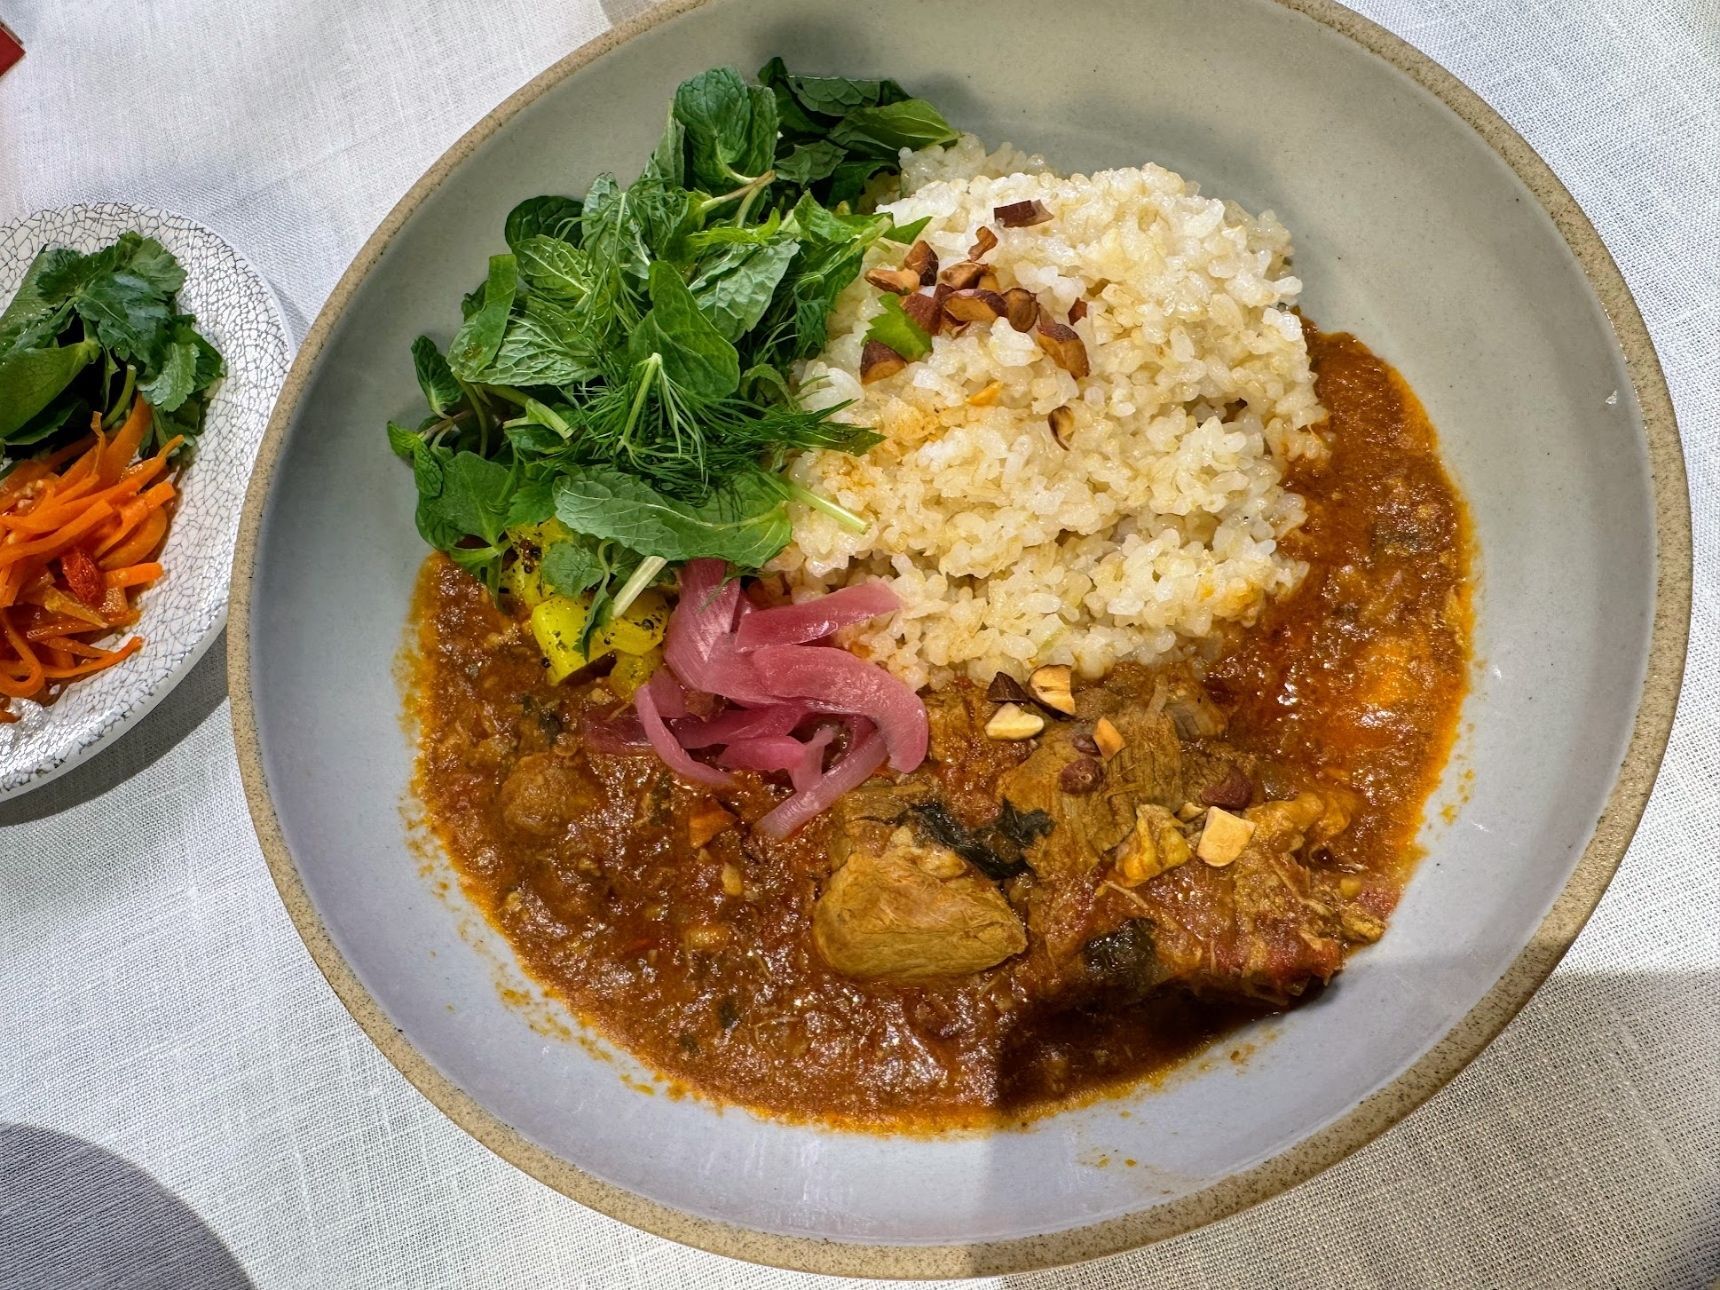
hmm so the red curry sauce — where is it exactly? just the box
[407,328,1471,1129]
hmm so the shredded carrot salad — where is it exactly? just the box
[0,398,178,722]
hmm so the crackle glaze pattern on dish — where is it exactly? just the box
[0,203,291,798]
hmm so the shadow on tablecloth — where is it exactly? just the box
[0,629,228,828]
[0,1124,253,1290]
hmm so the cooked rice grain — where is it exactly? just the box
[779,137,1326,689]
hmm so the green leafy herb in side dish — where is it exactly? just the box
[386,60,959,650]
[0,232,224,451]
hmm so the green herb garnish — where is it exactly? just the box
[0,233,224,452]
[388,60,958,647]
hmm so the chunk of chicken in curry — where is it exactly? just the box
[812,666,1373,1008]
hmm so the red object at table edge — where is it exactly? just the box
[0,21,22,78]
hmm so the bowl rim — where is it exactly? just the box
[227,0,1692,1276]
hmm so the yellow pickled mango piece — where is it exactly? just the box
[504,522,576,610]
[595,588,671,656]
[608,647,662,700]
[529,595,591,683]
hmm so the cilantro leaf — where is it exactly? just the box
[38,234,185,363]
[0,248,78,359]
[138,332,200,412]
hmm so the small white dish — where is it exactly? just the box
[0,203,291,798]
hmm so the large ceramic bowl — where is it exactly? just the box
[230,0,1689,1276]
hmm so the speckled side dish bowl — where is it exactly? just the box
[230,0,1689,1276]
[0,203,289,798]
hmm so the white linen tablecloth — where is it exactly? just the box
[2,1,1717,1285]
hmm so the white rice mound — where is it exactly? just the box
[777,135,1328,691]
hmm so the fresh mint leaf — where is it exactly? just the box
[582,173,650,287]
[774,140,845,186]
[503,472,558,528]
[688,236,799,342]
[630,261,740,400]
[0,341,101,440]
[553,465,687,553]
[449,254,518,379]
[552,464,789,566]
[673,67,778,190]
[437,451,514,545]
[760,194,901,361]
[830,99,959,156]
[515,235,593,302]
[387,421,420,462]
[405,435,446,501]
[687,469,793,567]
[826,157,891,206]
[412,336,462,416]
[505,421,566,457]
[504,196,584,250]
[788,193,893,246]
[686,211,784,252]
[541,538,606,596]
[477,296,600,387]
[387,60,957,602]
[757,57,824,139]
[414,497,460,552]
[627,178,699,275]
[782,71,909,117]
[864,294,933,361]
[646,112,686,187]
